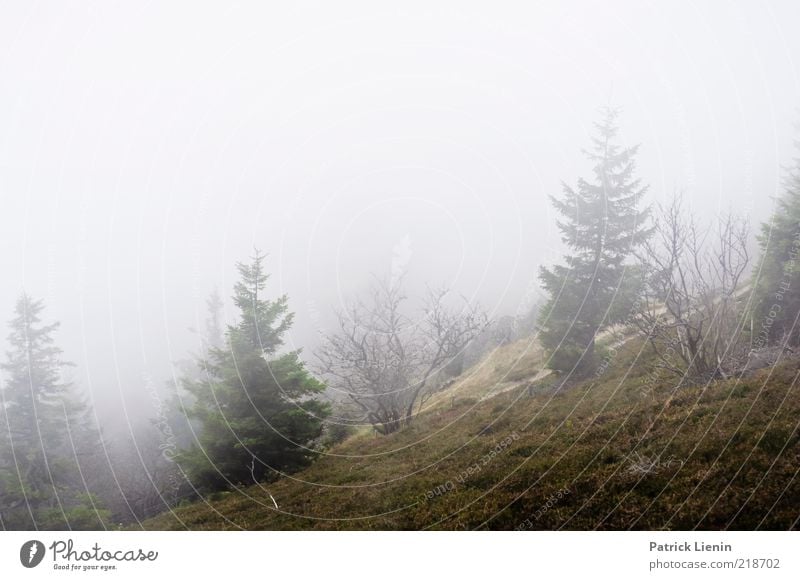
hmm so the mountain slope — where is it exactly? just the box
[140,338,800,530]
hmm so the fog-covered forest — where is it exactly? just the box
[2,1,800,531]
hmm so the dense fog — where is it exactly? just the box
[1,1,800,529]
[2,1,796,430]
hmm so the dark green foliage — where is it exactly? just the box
[752,126,800,348]
[177,251,330,492]
[539,108,650,375]
[0,295,108,530]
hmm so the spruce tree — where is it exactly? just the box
[178,251,329,492]
[0,294,107,530]
[538,108,650,376]
[752,125,800,348]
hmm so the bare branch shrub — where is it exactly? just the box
[630,196,749,380]
[316,277,487,435]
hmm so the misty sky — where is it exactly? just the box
[1,1,798,427]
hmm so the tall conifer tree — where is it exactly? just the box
[0,295,106,529]
[178,251,329,492]
[539,108,650,376]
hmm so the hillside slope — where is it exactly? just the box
[141,338,800,530]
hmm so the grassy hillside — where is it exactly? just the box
[140,337,800,530]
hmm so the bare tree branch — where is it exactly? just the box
[629,195,750,381]
[315,277,487,434]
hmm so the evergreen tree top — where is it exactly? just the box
[1,293,87,434]
[230,249,293,356]
[549,107,650,263]
[2,294,71,391]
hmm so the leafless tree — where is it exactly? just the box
[316,277,487,435]
[629,196,750,380]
